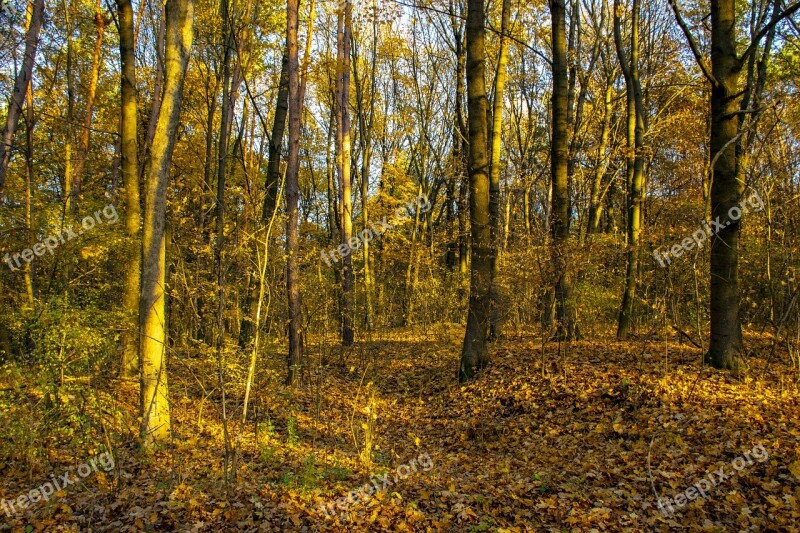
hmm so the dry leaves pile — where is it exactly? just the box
[1,329,799,531]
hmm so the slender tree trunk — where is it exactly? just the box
[458,0,492,383]
[285,0,304,385]
[615,0,645,339]
[71,0,106,203]
[488,0,510,342]
[140,0,194,447]
[587,74,613,237]
[64,2,76,215]
[23,24,36,306]
[140,12,166,182]
[0,0,44,194]
[119,0,141,378]
[549,0,578,341]
[354,15,378,331]
[262,53,289,223]
[215,0,235,477]
[336,0,355,346]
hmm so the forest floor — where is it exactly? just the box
[1,327,800,532]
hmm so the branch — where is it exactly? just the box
[741,1,800,64]
[388,0,553,66]
[666,0,718,87]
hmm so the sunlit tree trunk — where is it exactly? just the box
[549,0,578,341]
[71,0,105,203]
[459,0,492,383]
[0,0,44,194]
[336,0,355,346]
[22,1,36,306]
[488,0,510,342]
[615,0,645,339]
[285,0,304,384]
[119,0,141,378]
[140,0,194,447]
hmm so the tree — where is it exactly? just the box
[458,0,492,383]
[549,0,578,341]
[140,0,194,447]
[668,0,800,369]
[0,0,44,195]
[119,0,141,378]
[488,0,511,342]
[285,0,303,384]
[615,0,646,339]
[336,0,355,346]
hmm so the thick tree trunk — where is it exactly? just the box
[0,0,44,194]
[140,0,193,447]
[707,0,743,370]
[458,0,492,383]
[119,0,142,378]
[549,0,578,341]
[285,0,304,385]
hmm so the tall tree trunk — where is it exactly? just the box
[666,0,800,370]
[119,0,141,378]
[706,0,744,369]
[285,0,304,385]
[262,53,289,223]
[0,0,44,194]
[458,0,492,383]
[549,0,578,341]
[488,0,510,342]
[64,1,76,215]
[336,0,355,346]
[615,0,645,339]
[354,15,378,331]
[23,23,36,306]
[215,0,235,477]
[71,0,106,203]
[140,0,194,447]
[587,73,613,237]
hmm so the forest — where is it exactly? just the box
[1,0,800,530]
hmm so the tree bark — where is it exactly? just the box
[458,0,492,383]
[707,0,743,370]
[615,0,645,339]
[0,0,44,194]
[262,53,289,223]
[119,0,142,378]
[285,0,304,385]
[140,0,194,447]
[488,0,511,342]
[549,0,578,341]
[336,0,355,346]
[71,0,106,203]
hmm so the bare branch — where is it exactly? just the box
[741,1,800,64]
[666,0,718,86]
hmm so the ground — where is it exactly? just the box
[1,327,799,532]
